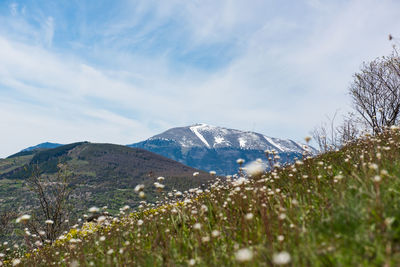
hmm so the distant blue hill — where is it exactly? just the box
[7,142,64,158]
[21,142,64,152]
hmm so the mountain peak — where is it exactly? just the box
[146,124,314,153]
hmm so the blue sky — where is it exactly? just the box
[0,0,399,157]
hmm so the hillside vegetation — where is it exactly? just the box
[0,143,211,231]
[4,128,400,266]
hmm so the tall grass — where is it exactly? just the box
[4,127,400,266]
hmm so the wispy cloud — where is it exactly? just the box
[0,0,399,157]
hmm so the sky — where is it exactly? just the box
[0,0,399,158]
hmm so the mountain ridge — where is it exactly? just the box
[129,123,315,174]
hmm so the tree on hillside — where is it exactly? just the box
[349,49,400,134]
[0,210,17,238]
[24,164,74,244]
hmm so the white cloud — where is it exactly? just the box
[0,0,400,157]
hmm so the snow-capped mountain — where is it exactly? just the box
[129,124,315,175]
[148,123,311,153]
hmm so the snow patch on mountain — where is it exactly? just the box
[190,124,211,148]
[238,137,247,149]
[263,136,284,152]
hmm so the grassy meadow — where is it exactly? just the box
[3,127,400,266]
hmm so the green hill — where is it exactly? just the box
[0,142,211,216]
[6,128,400,266]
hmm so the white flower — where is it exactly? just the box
[12,259,21,266]
[121,205,130,211]
[209,171,216,176]
[16,214,31,223]
[273,251,291,265]
[201,236,210,242]
[235,248,253,262]
[193,172,199,177]
[154,182,165,189]
[107,249,114,255]
[97,216,106,223]
[193,223,201,230]
[368,163,379,170]
[201,205,208,212]
[45,220,54,225]
[137,219,144,226]
[245,213,254,220]
[244,161,266,177]
[89,207,100,213]
[134,184,144,192]
[373,175,382,182]
[188,259,196,266]
[157,176,165,181]
[236,158,245,164]
[99,236,106,241]
[211,230,220,237]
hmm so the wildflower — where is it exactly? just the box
[171,208,178,214]
[89,207,100,213]
[277,235,285,241]
[380,169,389,176]
[368,163,379,170]
[137,220,144,226]
[201,236,210,242]
[334,174,344,180]
[12,259,21,266]
[245,213,254,220]
[16,214,31,223]
[139,191,146,199]
[209,171,216,176]
[244,161,265,177]
[373,175,382,182]
[188,259,196,266]
[120,205,129,211]
[273,251,291,265]
[201,205,208,212]
[279,213,286,220]
[193,223,201,230]
[236,158,245,165]
[154,182,165,189]
[45,220,54,225]
[157,176,165,181]
[211,230,220,237]
[235,248,253,262]
[107,249,114,255]
[99,236,106,241]
[193,172,199,177]
[97,216,106,223]
[134,184,144,192]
